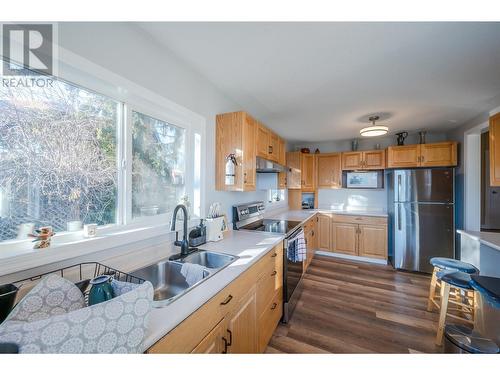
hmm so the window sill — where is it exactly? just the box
[0,218,200,278]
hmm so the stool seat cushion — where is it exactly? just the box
[470,275,500,309]
[437,270,473,290]
[430,257,478,274]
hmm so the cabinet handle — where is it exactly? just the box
[243,172,247,184]
[226,329,233,346]
[355,217,362,220]
[222,337,228,353]
[271,252,277,258]
[311,230,314,236]
[269,146,273,154]
[271,303,278,310]
[271,270,277,276]
[421,155,424,162]
[220,294,233,305]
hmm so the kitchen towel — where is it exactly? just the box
[181,263,206,287]
[287,230,306,262]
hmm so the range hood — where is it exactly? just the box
[256,157,285,173]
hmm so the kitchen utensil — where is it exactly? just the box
[395,131,408,146]
[189,219,207,247]
[88,275,114,306]
[0,283,19,323]
[351,139,359,151]
[206,217,224,242]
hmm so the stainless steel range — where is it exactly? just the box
[233,201,305,323]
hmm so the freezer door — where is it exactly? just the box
[394,202,454,273]
[394,168,454,203]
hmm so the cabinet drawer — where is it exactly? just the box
[331,214,387,226]
[256,260,282,316]
[258,288,283,352]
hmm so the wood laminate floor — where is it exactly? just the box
[266,255,445,354]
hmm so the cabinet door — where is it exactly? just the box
[269,132,280,162]
[278,137,286,165]
[420,142,457,167]
[342,152,363,170]
[256,123,270,159]
[301,153,316,190]
[331,222,358,256]
[278,171,287,189]
[227,287,257,353]
[317,153,342,188]
[358,224,387,260]
[215,112,244,191]
[491,113,500,186]
[363,150,386,169]
[191,318,227,354]
[386,145,420,168]
[318,214,331,251]
[242,114,257,190]
[286,152,302,189]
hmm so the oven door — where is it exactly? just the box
[282,227,305,323]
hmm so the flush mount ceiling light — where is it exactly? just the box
[360,116,389,137]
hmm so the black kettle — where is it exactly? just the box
[395,131,408,146]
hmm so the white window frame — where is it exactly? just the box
[0,44,207,271]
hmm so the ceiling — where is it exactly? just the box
[138,22,500,142]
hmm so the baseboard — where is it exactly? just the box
[315,250,388,265]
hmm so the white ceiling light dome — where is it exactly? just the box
[360,116,389,137]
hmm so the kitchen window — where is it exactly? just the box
[268,189,286,204]
[0,61,204,246]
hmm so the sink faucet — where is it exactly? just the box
[171,204,191,257]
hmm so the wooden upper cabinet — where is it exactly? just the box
[286,151,302,189]
[316,153,342,188]
[420,142,457,167]
[216,111,256,191]
[342,151,364,170]
[386,144,421,168]
[269,132,279,162]
[242,116,257,190]
[278,137,286,166]
[301,153,316,190]
[256,123,270,159]
[341,150,385,170]
[363,150,386,169]
[490,113,500,186]
[387,142,457,168]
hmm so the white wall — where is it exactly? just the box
[290,132,448,153]
[317,189,387,212]
[57,22,270,223]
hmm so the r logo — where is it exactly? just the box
[2,24,54,76]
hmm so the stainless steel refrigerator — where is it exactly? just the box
[387,168,455,273]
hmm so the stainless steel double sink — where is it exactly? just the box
[130,250,238,307]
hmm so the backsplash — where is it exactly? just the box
[317,188,387,212]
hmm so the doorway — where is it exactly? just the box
[481,131,500,232]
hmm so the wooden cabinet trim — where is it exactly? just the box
[490,113,500,186]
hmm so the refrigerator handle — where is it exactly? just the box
[397,174,401,202]
[397,204,402,231]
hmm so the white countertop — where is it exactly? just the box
[457,230,500,252]
[264,208,388,222]
[141,230,284,350]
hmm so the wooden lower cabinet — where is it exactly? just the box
[358,224,387,260]
[227,287,258,353]
[331,222,358,256]
[191,318,228,353]
[318,214,331,251]
[147,242,283,354]
[330,215,388,260]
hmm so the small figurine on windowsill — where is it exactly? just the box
[29,226,55,249]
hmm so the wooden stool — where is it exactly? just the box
[436,270,476,346]
[427,257,478,312]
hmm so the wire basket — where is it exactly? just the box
[11,262,145,303]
